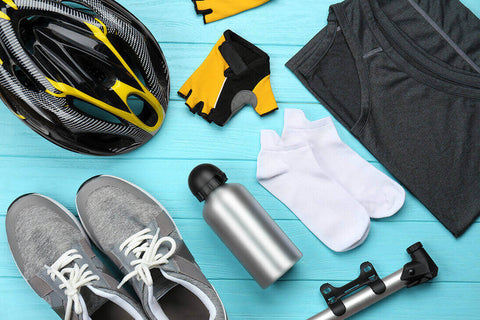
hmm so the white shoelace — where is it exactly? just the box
[117,228,176,289]
[45,249,100,320]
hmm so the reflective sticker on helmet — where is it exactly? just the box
[2,0,17,10]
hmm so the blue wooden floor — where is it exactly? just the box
[1,0,480,319]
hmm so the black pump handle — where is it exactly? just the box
[319,242,438,317]
[320,262,386,316]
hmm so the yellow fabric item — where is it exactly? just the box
[178,35,228,116]
[193,0,270,23]
[178,30,278,126]
[252,75,277,116]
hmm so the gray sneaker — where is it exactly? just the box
[76,175,228,320]
[6,194,149,320]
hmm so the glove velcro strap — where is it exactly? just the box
[219,30,270,76]
[219,41,249,76]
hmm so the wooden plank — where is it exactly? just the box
[0,157,433,222]
[1,219,478,281]
[1,1,480,319]
[0,100,377,161]
[0,276,478,320]
[220,280,480,320]
[116,0,331,46]
[114,0,480,48]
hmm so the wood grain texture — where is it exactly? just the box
[2,277,479,320]
[0,219,478,281]
[0,157,435,222]
[1,0,479,319]
[0,102,376,160]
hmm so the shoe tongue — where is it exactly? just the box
[55,260,106,318]
[150,267,179,301]
[80,286,109,316]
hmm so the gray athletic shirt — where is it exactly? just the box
[287,0,480,237]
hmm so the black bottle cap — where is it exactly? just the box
[188,164,228,202]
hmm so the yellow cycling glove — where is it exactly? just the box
[178,30,278,126]
[193,0,271,23]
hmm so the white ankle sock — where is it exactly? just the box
[282,109,405,218]
[257,130,370,252]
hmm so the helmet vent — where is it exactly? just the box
[133,68,147,88]
[60,1,97,16]
[73,98,122,124]
[127,94,145,116]
[13,65,37,90]
[127,94,158,127]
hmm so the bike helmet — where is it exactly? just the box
[0,0,169,155]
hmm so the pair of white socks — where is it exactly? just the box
[257,109,405,252]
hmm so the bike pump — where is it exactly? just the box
[308,242,438,320]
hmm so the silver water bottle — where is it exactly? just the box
[189,164,302,289]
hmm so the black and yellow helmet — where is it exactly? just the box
[0,0,169,155]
